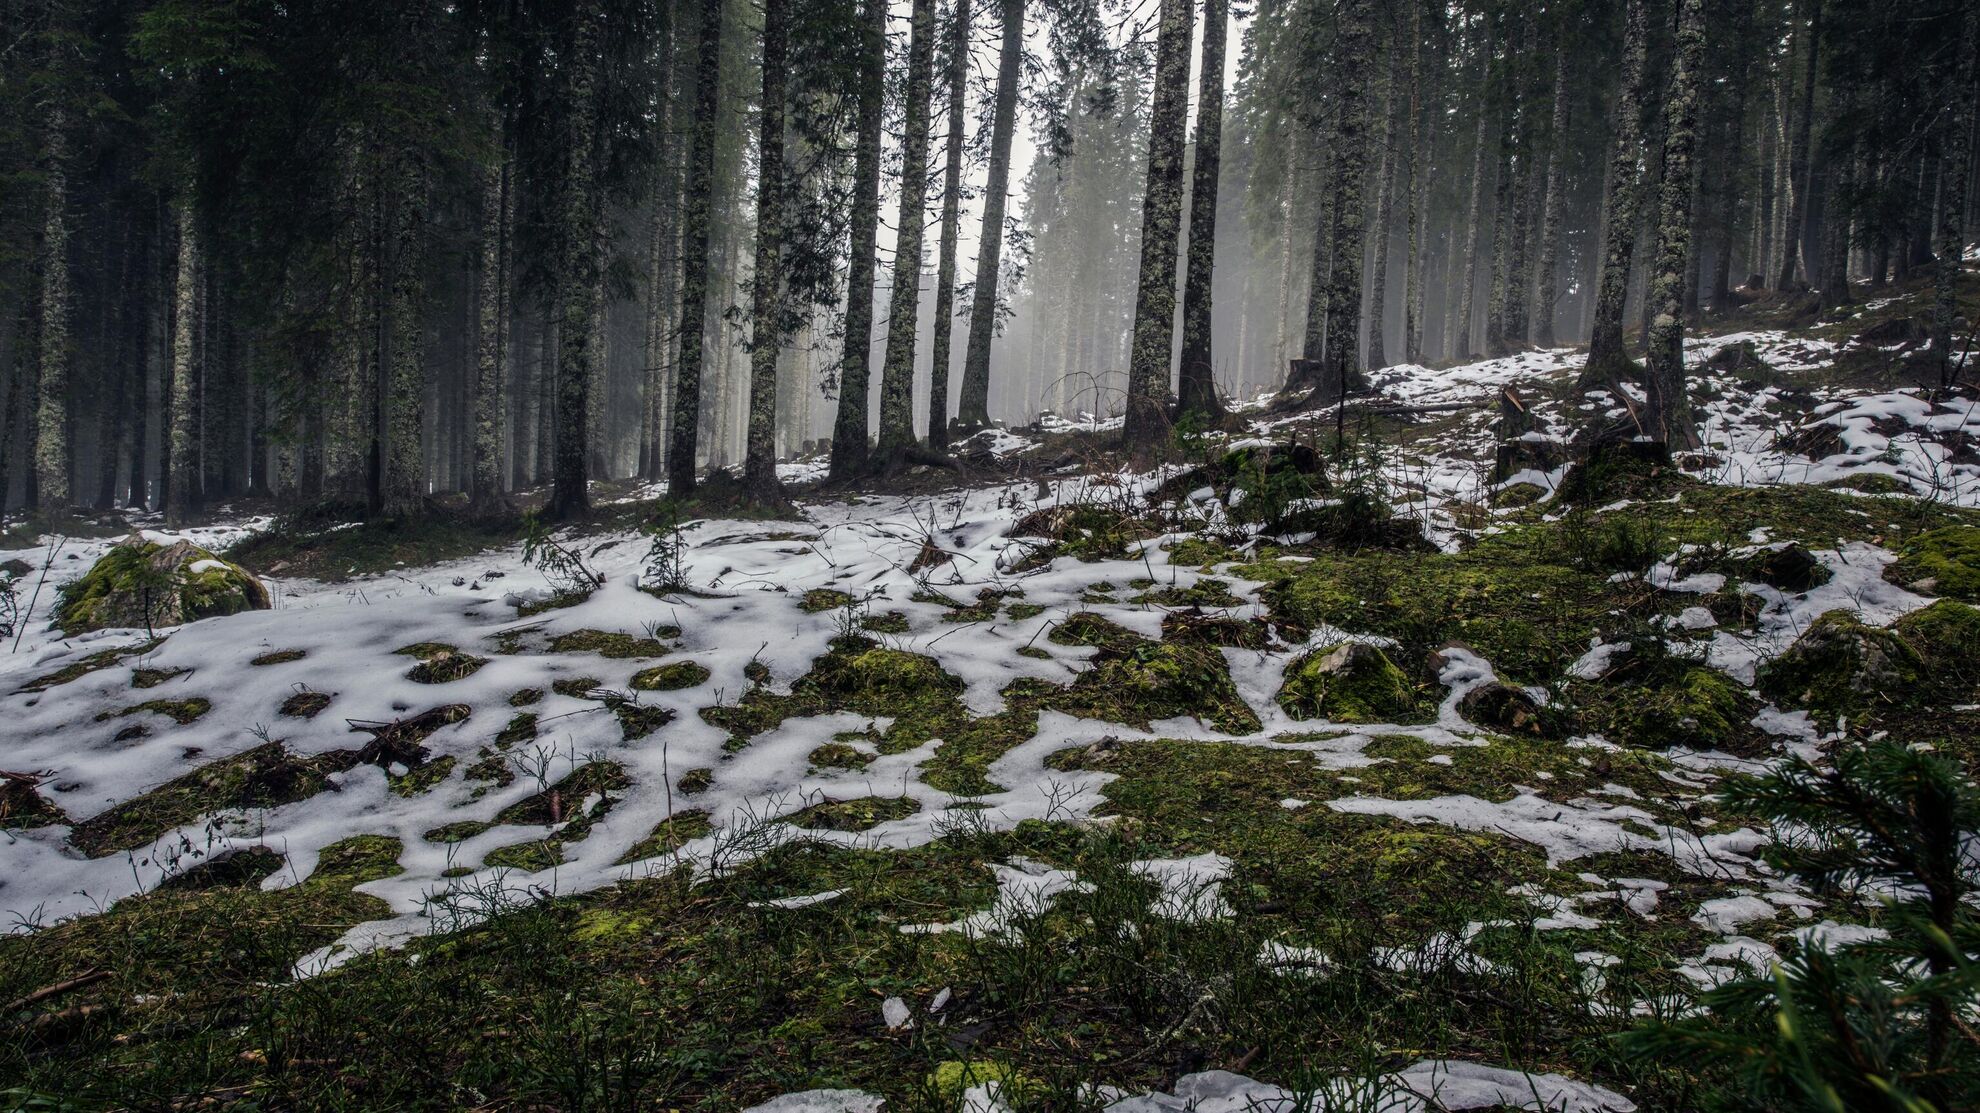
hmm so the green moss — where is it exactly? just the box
[788,795,918,832]
[611,701,672,740]
[1893,599,1980,700]
[1005,602,1046,620]
[388,755,457,797]
[552,675,601,698]
[802,645,965,712]
[1757,610,1926,719]
[927,1061,1034,1102]
[799,588,855,613]
[280,690,332,719]
[677,767,713,795]
[1886,525,1980,599]
[861,610,911,634]
[548,629,672,658]
[508,687,544,706]
[630,660,710,691]
[394,641,458,659]
[19,638,164,691]
[69,742,345,857]
[250,649,307,666]
[615,810,713,864]
[807,742,871,770]
[1605,667,1746,750]
[571,908,652,943]
[496,712,538,746]
[424,820,493,843]
[129,666,189,688]
[1276,642,1427,724]
[53,540,270,636]
[1050,640,1261,735]
[1165,536,1242,567]
[405,651,487,684]
[99,697,211,725]
[482,839,564,872]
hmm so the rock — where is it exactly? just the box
[1756,610,1924,719]
[0,558,32,578]
[1885,525,1980,600]
[1457,682,1547,736]
[53,538,270,636]
[1277,642,1421,724]
[1740,543,1830,593]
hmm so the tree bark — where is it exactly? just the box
[828,0,888,479]
[875,0,938,464]
[166,200,200,526]
[381,152,429,519]
[1932,0,1977,388]
[956,0,1025,431]
[34,104,70,510]
[1582,0,1650,386]
[1453,46,1493,361]
[1176,0,1228,422]
[1402,9,1431,365]
[470,128,510,516]
[1366,13,1402,371]
[743,0,789,502]
[926,0,970,450]
[1641,0,1708,451]
[1321,0,1377,392]
[1532,38,1568,348]
[1775,0,1822,290]
[668,0,726,496]
[1122,0,1192,457]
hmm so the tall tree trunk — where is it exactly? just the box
[669,0,726,495]
[1321,0,1377,393]
[381,154,429,519]
[545,1,604,518]
[828,0,888,478]
[743,0,789,501]
[470,131,510,515]
[875,0,938,463]
[1776,0,1822,290]
[1641,0,1707,450]
[34,104,70,510]
[926,0,970,450]
[166,200,201,526]
[955,0,1025,431]
[1581,0,1650,386]
[1932,0,1977,388]
[1176,0,1228,422]
[1403,10,1431,364]
[1121,0,1192,457]
[1366,15,1402,371]
[1453,48,1492,361]
[1484,77,1517,359]
[1532,38,1568,348]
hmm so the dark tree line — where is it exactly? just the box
[3,0,1978,519]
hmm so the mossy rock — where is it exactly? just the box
[630,660,711,691]
[1606,667,1746,750]
[1277,642,1426,724]
[1892,599,1980,700]
[1757,610,1925,719]
[1885,526,1980,600]
[1053,641,1261,735]
[54,539,271,635]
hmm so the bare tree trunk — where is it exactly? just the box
[1453,49,1492,361]
[1403,10,1431,364]
[1642,0,1707,450]
[1532,38,1568,348]
[470,131,510,515]
[166,200,200,526]
[1776,0,1822,290]
[926,0,970,450]
[829,0,887,478]
[956,0,1026,431]
[1366,16,1402,371]
[668,0,726,495]
[876,0,938,463]
[1933,0,1977,388]
[1581,0,1650,386]
[1176,0,1228,422]
[381,153,429,519]
[34,104,70,510]
[1122,0,1192,457]
[640,10,680,481]
[743,0,789,502]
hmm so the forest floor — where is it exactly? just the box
[3,273,1980,1111]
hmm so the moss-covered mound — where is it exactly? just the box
[54,539,271,635]
[1892,599,1980,701]
[1885,526,1980,599]
[1554,438,1681,506]
[1277,642,1427,724]
[1757,610,1925,719]
[630,660,711,691]
[801,644,965,711]
[1598,666,1746,750]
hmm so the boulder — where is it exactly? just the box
[1277,641,1421,724]
[53,538,271,636]
[1884,525,1980,600]
[1456,682,1547,736]
[1756,610,1924,718]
